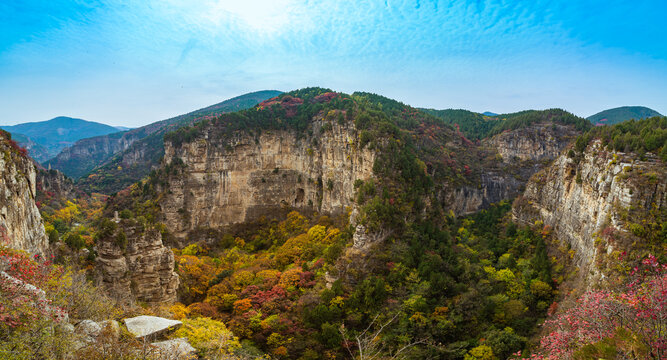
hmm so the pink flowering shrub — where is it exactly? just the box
[523,254,667,359]
[0,247,66,329]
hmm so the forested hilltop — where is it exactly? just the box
[1,88,665,360]
[422,108,591,140]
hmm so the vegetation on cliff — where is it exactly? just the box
[575,116,667,161]
[51,90,281,193]
[423,108,590,140]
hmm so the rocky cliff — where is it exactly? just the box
[513,140,667,278]
[485,122,579,162]
[96,220,179,304]
[160,117,374,244]
[46,131,137,180]
[0,131,48,255]
[444,122,580,215]
[37,168,77,200]
[47,91,281,194]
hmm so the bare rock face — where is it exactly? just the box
[441,123,581,216]
[37,168,76,200]
[97,221,179,305]
[513,140,667,278]
[485,122,579,163]
[160,118,374,244]
[0,132,48,255]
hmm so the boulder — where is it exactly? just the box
[124,315,182,339]
[76,319,102,338]
[151,338,197,359]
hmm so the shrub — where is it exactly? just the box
[171,317,241,356]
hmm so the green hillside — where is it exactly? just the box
[587,106,662,126]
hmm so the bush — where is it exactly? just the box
[170,317,241,356]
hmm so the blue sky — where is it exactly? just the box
[1,0,666,126]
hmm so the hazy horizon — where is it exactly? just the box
[2,1,666,127]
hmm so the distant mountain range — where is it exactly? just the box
[47,90,282,192]
[587,106,662,126]
[0,117,123,163]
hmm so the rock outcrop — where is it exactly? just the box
[37,168,76,200]
[485,122,579,162]
[96,221,179,304]
[513,140,667,277]
[151,338,197,359]
[48,91,279,194]
[124,315,182,338]
[160,118,374,244]
[0,131,48,255]
[443,122,581,215]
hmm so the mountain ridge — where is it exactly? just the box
[47,90,282,190]
[1,116,123,162]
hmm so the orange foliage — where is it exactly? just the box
[233,298,253,314]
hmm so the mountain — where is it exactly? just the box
[587,106,662,126]
[46,90,282,188]
[1,116,122,162]
[114,126,132,131]
[482,111,498,116]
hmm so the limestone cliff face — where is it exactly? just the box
[0,132,48,255]
[97,221,179,304]
[160,118,374,243]
[513,141,667,276]
[37,168,76,200]
[443,123,580,215]
[485,122,579,163]
[443,172,525,215]
[46,131,138,179]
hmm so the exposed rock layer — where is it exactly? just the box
[96,221,179,304]
[485,122,579,162]
[0,132,48,254]
[160,119,374,244]
[513,141,667,275]
[445,122,580,215]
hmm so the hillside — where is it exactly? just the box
[9,132,51,162]
[422,108,590,140]
[587,106,662,126]
[1,116,122,162]
[46,90,281,188]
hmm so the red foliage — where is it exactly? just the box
[0,247,65,328]
[312,92,338,103]
[311,258,324,270]
[186,302,220,318]
[252,285,287,306]
[7,138,29,157]
[529,254,667,359]
[258,95,304,118]
[298,271,315,288]
[241,285,260,297]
